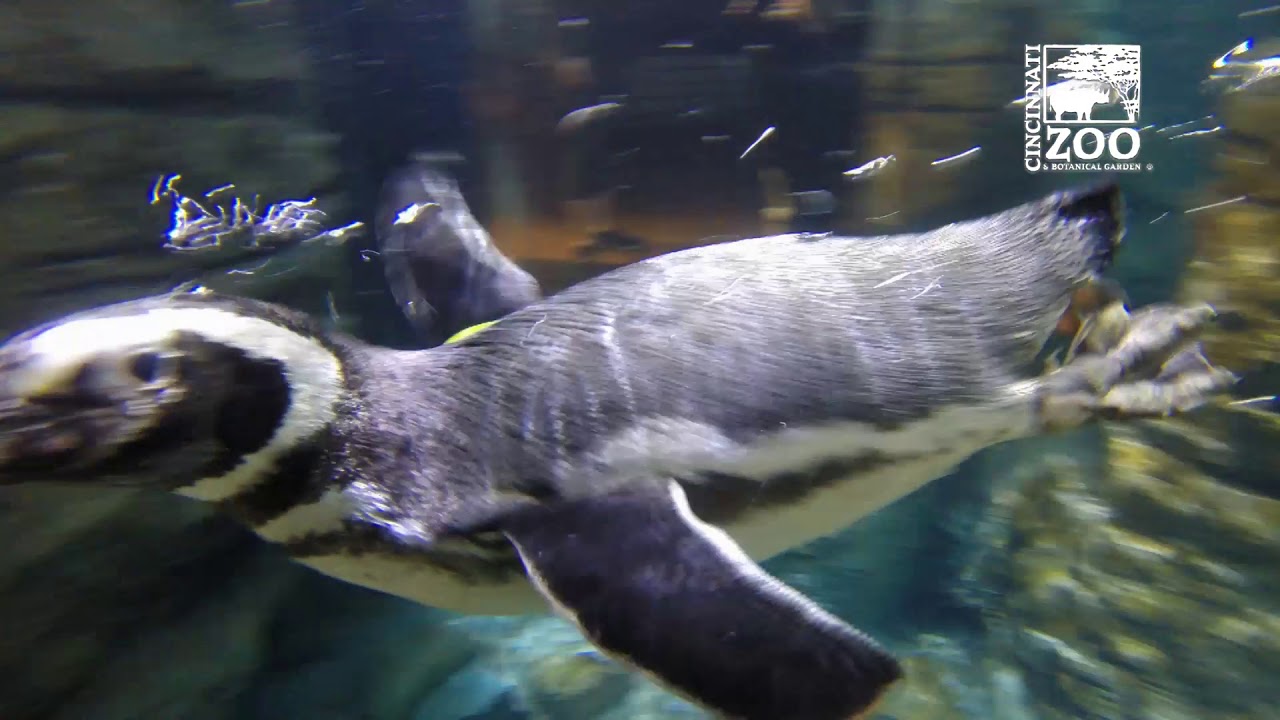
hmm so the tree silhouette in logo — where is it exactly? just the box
[1048,45,1141,121]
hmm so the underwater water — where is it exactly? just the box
[0,0,1277,719]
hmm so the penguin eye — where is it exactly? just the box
[128,352,160,383]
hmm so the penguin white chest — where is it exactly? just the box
[683,399,1034,561]
[250,491,548,616]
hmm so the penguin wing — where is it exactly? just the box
[502,479,902,720]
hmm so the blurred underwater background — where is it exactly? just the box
[0,0,1278,718]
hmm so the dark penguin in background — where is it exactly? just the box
[0,184,1236,720]
[374,158,542,347]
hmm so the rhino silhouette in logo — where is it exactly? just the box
[1046,80,1121,122]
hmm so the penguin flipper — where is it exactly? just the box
[374,161,541,346]
[502,480,902,720]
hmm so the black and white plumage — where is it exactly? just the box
[374,159,542,346]
[0,183,1235,720]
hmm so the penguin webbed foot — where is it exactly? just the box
[1035,302,1238,430]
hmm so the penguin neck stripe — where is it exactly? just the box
[178,308,342,501]
[30,307,343,502]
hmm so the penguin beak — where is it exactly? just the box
[1,348,89,405]
[0,345,127,483]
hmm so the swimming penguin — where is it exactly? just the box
[0,184,1235,720]
[374,158,542,346]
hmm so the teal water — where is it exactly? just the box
[0,1,1277,719]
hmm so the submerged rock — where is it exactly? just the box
[959,409,1280,720]
[524,650,634,719]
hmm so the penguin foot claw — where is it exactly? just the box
[1035,302,1238,430]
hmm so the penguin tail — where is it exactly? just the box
[1050,181,1126,274]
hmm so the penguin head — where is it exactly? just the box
[0,294,343,494]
